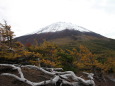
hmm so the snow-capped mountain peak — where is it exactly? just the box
[37,22,91,34]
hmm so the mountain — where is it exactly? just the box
[37,22,91,33]
[15,22,105,43]
[15,22,115,55]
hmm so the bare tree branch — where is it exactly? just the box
[0,64,95,86]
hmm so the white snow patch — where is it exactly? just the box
[37,22,91,34]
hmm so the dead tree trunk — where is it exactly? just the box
[0,64,95,86]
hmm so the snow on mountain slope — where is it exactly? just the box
[37,22,91,34]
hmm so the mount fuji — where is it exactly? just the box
[37,22,91,33]
[15,22,107,44]
[15,22,115,53]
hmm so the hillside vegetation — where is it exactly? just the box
[0,22,115,75]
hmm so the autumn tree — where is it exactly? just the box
[0,21,42,64]
[26,40,60,67]
[60,45,103,74]
[0,21,15,61]
[0,21,14,48]
[101,57,115,73]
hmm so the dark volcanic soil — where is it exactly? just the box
[0,66,115,86]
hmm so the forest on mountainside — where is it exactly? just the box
[0,22,115,86]
[0,21,115,73]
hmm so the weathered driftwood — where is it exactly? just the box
[0,64,95,86]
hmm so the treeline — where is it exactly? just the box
[26,41,115,73]
[0,22,115,75]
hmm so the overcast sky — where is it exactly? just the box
[0,0,115,39]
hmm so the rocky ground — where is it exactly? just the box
[0,66,115,86]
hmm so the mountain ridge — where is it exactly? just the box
[15,22,115,55]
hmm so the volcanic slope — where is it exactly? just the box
[15,22,115,55]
